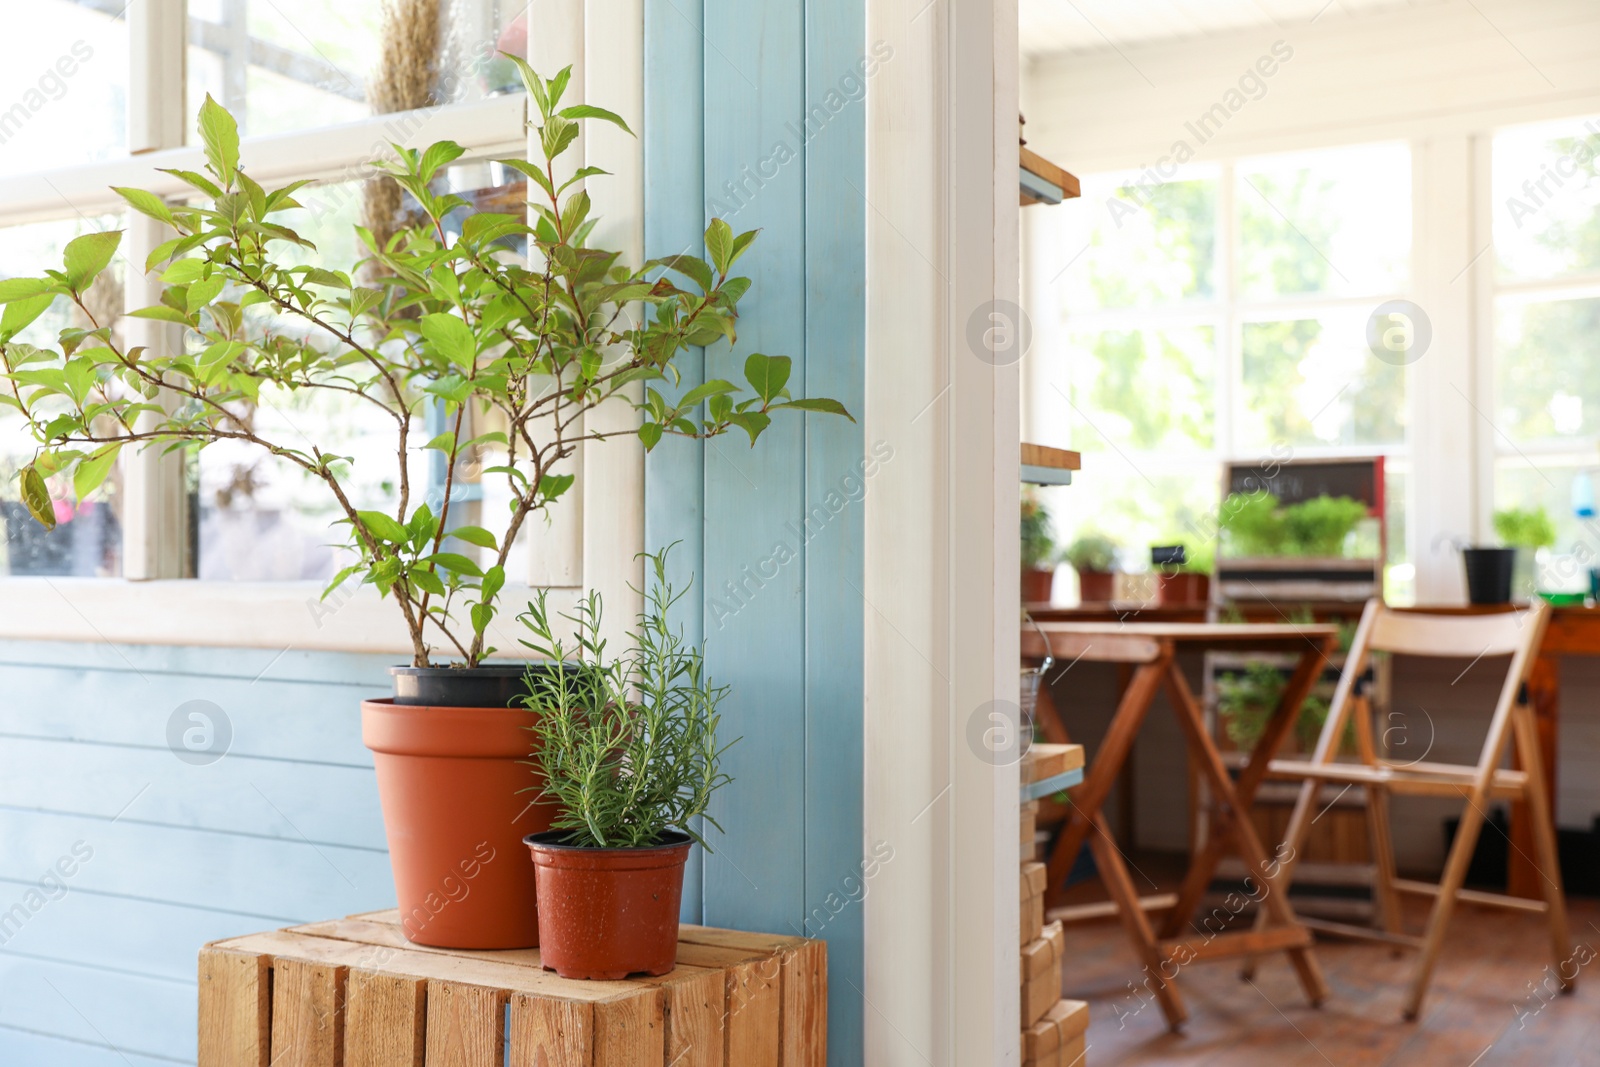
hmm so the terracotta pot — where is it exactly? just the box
[524,830,693,980]
[1157,572,1210,606]
[1077,569,1115,603]
[362,698,556,949]
[1021,567,1055,604]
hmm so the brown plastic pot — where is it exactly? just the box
[1021,567,1055,604]
[362,698,556,949]
[1157,572,1210,606]
[524,830,693,980]
[1077,569,1115,603]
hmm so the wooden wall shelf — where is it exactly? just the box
[1020,147,1080,207]
[1022,443,1081,486]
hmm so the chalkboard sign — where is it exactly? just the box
[1224,456,1385,513]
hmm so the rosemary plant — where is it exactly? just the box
[518,548,733,850]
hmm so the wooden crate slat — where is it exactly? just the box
[665,968,725,1067]
[270,958,346,1067]
[424,981,506,1067]
[594,991,664,1067]
[201,921,823,1067]
[725,956,782,1067]
[344,970,425,1067]
[198,946,270,1067]
[779,940,827,1067]
[509,995,592,1066]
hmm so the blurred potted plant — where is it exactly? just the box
[1065,532,1118,603]
[1283,495,1369,557]
[519,548,732,979]
[1153,541,1212,606]
[1020,492,1058,603]
[1463,506,1556,605]
[1219,491,1285,557]
[0,69,847,949]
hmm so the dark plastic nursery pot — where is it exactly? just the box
[389,663,531,708]
[523,830,693,980]
[1463,546,1516,605]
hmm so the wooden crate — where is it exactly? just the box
[1021,861,1046,945]
[1021,921,1064,1028]
[1024,998,1088,1067]
[198,909,826,1067]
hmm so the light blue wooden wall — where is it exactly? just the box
[644,2,868,1063]
[0,639,394,1065]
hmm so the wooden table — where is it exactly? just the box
[198,909,826,1066]
[1020,621,1338,1030]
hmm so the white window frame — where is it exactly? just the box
[1042,148,1414,572]
[0,2,644,654]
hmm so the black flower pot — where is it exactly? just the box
[1462,547,1516,605]
[389,664,532,708]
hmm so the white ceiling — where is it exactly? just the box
[1019,0,1430,58]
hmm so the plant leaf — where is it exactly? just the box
[1,293,56,338]
[770,397,856,422]
[704,218,733,275]
[449,525,498,550]
[428,551,484,577]
[419,313,477,370]
[73,444,119,501]
[743,353,790,403]
[198,94,240,185]
[113,187,175,226]
[20,465,55,530]
[556,103,633,135]
[62,231,122,292]
[358,509,408,545]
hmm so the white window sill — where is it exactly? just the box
[0,577,577,657]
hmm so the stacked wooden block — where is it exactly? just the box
[1021,745,1089,1067]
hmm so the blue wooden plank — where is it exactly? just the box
[0,737,383,849]
[0,638,396,688]
[803,2,869,1062]
[0,886,287,980]
[642,0,708,926]
[700,0,810,938]
[0,1025,188,1067]
[0,956,196,1061]
[0,811,393,918]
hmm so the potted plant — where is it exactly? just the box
[0,64,848,948]
[1219,491,1286,557]
[518,548,731,979]
[1064,532,1117,603]
[1464,506,1557,605]
[1152,541,1212,606]
[1020,492,1058,603]
[1282,494,1369,557]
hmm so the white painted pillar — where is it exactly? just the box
[865,0,1020,1062]
[1411,133,1481,602]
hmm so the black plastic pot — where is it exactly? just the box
[1462,547,1516,605]
[389,664,532,708]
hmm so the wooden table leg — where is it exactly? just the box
[1160,640,1331,940]
[1162,664,1328,1008]
[1086,812,1188,1030]
[1045,655,1172,909]
[1509,651,1559,899]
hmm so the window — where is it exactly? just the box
[0,2,530,581]
[1490,115,1600,590]
[1038,142,1413,598]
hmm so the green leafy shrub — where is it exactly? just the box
[517,548,733,850]
[1021,493,1056,570]
[1216,660,1330,752]
[1283,495,1369,556]
[1218,492,1285,556]
[1064,533,1117,574]
[1493,506,1556,550]
[0,64,850,667]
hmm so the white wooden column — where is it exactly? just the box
[865,0,1020,1062]
[1412,133,1481,602]
[121,1,190,580]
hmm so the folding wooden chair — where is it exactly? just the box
[1262,599,1572,1020]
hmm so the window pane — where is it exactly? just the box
[0,2,127,177]
[1064,325,1215,452]
[0,215,126,577]
[1236,311,1406,449]
[1494,459,1596,595]
[1053,173,1217,314]
[196,162,521,581]
[1046,457,1221,583]
[187,0,527,139]
[1494,116,1600,282]
[1237,143,1410,300]
[1495,293,1600,445]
